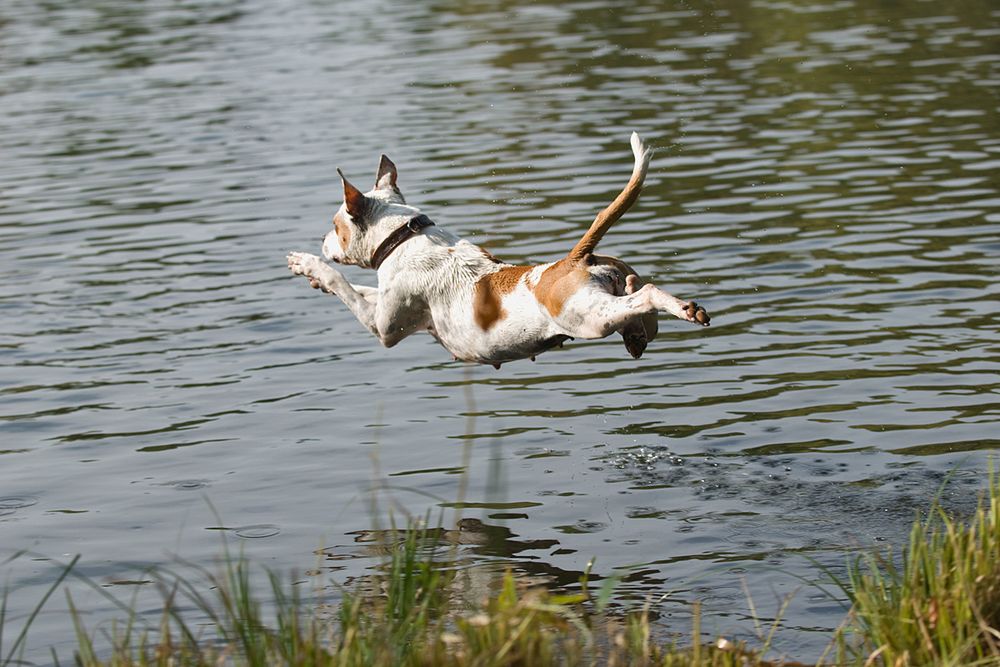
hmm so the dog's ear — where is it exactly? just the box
[375,154,398,191]
[338,169,371,222]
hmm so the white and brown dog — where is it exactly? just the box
[287,133,709,368]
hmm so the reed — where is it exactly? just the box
[838,466,1000,666]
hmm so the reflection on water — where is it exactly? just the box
[0,0,997,660]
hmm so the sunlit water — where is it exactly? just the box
[1,0,998,661]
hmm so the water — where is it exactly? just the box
[1,0,998,661]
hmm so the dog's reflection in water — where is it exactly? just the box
[329,518,559,560]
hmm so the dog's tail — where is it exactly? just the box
[566,132,652,263]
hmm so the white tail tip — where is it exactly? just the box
[629,132,652,172]
[630,131,643,153]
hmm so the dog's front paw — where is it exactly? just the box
[683,301,711,326]
[287,251,321,275]
[287,251,331,291]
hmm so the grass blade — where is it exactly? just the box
[2,554,79,667]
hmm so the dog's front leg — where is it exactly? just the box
[287,252,378,335]
[372,282,430,348]
[287,252,427,348]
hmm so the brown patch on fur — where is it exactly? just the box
[473,265,530,330]
[340,171,369,220]
[479,247,504,264]
[333,212,351,250]
[532,258,590,317]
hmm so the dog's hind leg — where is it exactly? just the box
[557,283,709,342]
[589,256,660,359]
[287,251,378,334]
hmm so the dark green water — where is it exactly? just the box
[1,0,997,660]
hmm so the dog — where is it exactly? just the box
[286,132,709,369]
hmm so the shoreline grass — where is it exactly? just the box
[2,470,998,666]
[836,466,1000,666]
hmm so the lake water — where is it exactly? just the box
[1,0,998,661]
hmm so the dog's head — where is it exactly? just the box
[322,155,418,268]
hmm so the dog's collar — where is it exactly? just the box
[370,214,435,270]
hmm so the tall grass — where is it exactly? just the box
[2,469,998,666]
[839,466,1000,666]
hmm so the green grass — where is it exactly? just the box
[2,470,999,666]
[836,465,1000,666]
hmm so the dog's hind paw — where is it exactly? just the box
[683,301,711,326]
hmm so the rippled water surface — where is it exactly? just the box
[1,0,998,660]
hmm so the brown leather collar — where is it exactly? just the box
[370,214,435,270]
